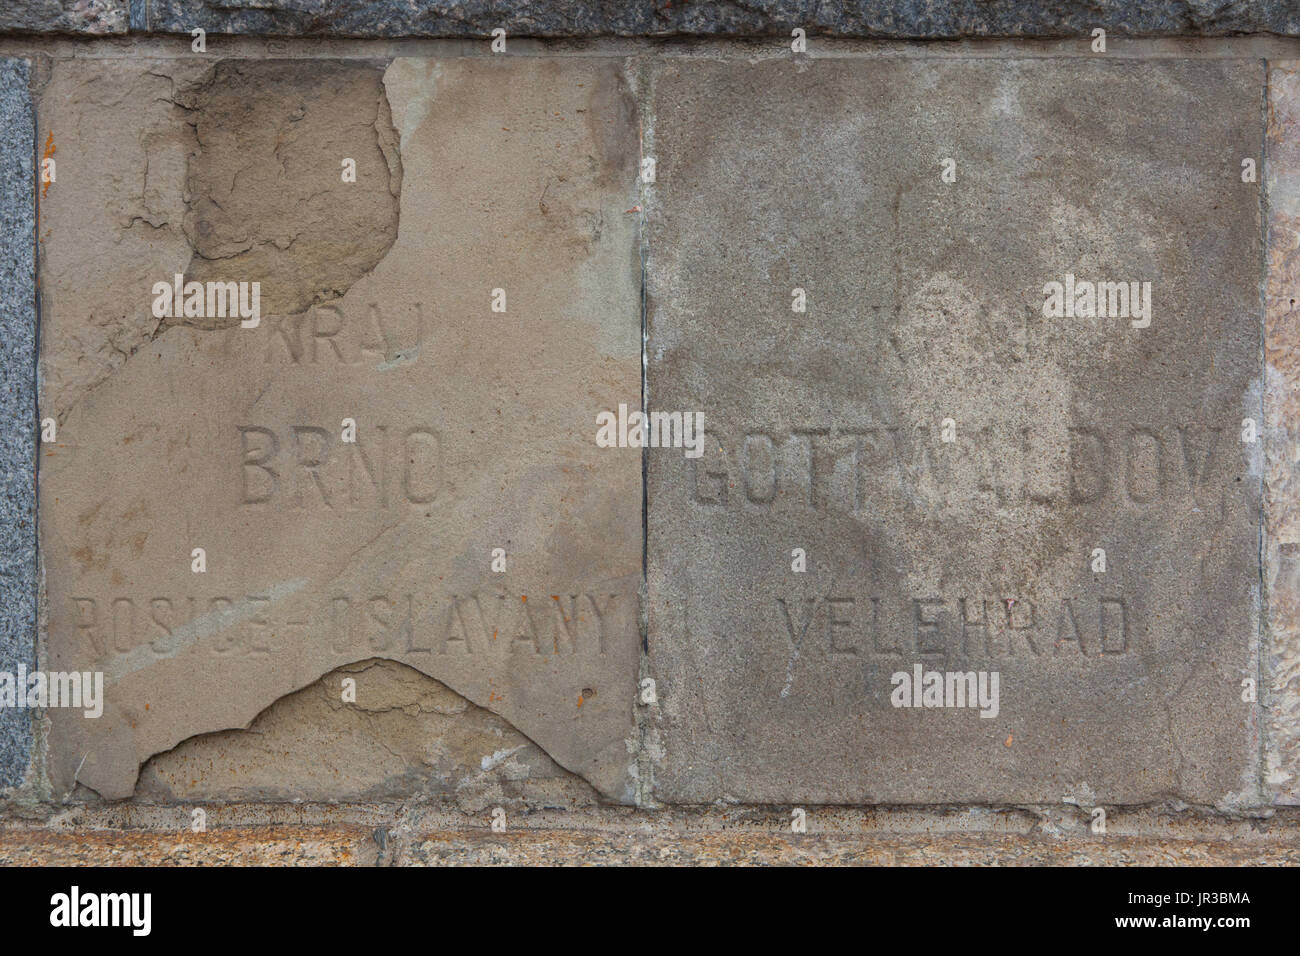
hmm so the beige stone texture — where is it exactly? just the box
[136,660,600,807]
[177,60,402,321]
[38,56,642,802]
[37,57,206,420]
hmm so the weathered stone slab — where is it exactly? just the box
[646,58,1264,805]
[120,0,1300,39]
[0,58,36,789]
[39,56,642,802]
[1265,61,1300,804]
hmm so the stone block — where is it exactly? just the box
[646,57,1264,805]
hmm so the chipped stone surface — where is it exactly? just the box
[37,57,210,420]
[0,58,36,789]
[137,660,600,807]
[36,58,400,417]
[39,56,642,802]
[129,0,1300,39]
[646,58,1264,805]
[1265,61,1300,805]
[177,60,402,321]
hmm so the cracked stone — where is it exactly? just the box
[40,56,642,802]
[38,59,401,416]
[176,60,402,323]
[137,659,601,808]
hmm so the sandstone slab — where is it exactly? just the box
[646,58,1264,805]
[39,56,642,802]
[0,58,36,788]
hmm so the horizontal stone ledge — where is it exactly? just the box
[3,817,1300,865]
[4,1,1299,39]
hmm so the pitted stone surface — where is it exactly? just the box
[645,57,1264,805]
[130,0,1300,38]
[40,56,642,802]
[0,0,127,35]
[37,57,211,421]
[0,58,36,789]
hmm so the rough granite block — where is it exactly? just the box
[1265,61,1300,804]
[0,0,127,34]
[3,0,1296,37]
[0,58,36,789]
[646,58,1264,806]
[135,0,1300,39]
[38,56,643,802]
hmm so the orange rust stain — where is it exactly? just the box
[40,132,55,198]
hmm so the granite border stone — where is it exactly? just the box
[2,1,1298,39]
[0,57,36,790]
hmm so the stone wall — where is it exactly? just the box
[1,2,1299,864]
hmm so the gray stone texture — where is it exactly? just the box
[7,1,1297,38]
[0,0,127,34]
[645,58,1264,806]
[0,58,35,789]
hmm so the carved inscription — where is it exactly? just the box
[260,302,425,367]
[775,593,1131,661]
[69,592,628,662]
[694,424,1231,512]
[239,424,440,508]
